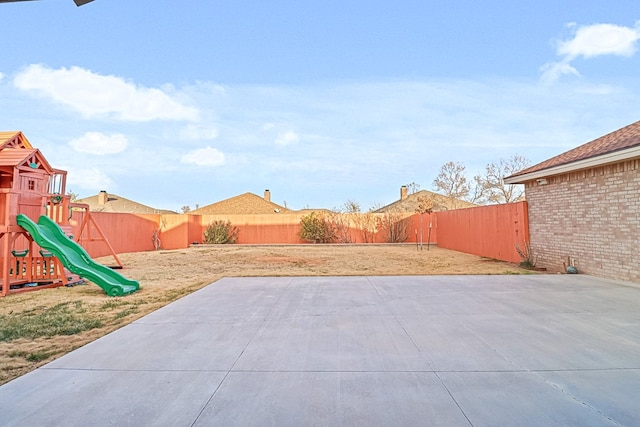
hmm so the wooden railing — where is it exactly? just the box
[3,252,65,283]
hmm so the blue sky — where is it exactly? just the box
[1,1,640,211]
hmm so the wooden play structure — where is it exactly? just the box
[0,131,135,297]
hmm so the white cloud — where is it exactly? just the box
[66,167,115,191]
[181,146,225,166]
[69,131,128,155]
[7,74,639,211]
[539,61,580,85]
[179,124,219,140]
[13,64,199,122]
[542,21,640,83]
[558,22,640,59]
[0,72,4,82]
[275,130,300,146]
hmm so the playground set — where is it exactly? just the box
[0,131,139,297]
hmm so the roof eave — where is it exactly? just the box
[504,145,640,184]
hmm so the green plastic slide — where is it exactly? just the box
[16,214,139,296]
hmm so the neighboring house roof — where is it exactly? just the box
[0,131,34,150]
[192,192,290,215]
[375,189,475,213]
[505,120,640,184]
[297,208,331,214]
[75,191,176,214]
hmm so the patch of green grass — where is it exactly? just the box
[100,300,131,310]
[113,307,139,320]
[503,269,534,275]
[8,350,28,358]
[0,301,103,342]
[26,351,53,362]
[160,284,204,303]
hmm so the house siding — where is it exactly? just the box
[525,159,640,283]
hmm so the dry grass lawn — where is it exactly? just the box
[0,244,535,385]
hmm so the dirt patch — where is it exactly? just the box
[0,244,535,384]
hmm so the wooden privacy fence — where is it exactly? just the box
[435,201,529,263]
[68,202,528,264]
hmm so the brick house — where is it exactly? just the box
[504,120,640,283]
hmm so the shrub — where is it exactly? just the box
[515,241,537,268]
[352,211,378,243]
[326,211,354,243]
[203,220,239,244]
[377,210,409,243]
[298,212,335,243]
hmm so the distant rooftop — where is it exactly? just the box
[374,187,475,213]
[191,190,290,215]
[75,191,176,214]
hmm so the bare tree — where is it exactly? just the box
[327,200,372,243]
[342,199,361,213]
[468,174,489,205]
[66,190,79,202]
[415,194,435,249]
[353,210,378,243]
[478,154,530,204]
[334,201,379,243]
[181,205,191,214]
[377,209,409,243]
[405,182,421,195]
[327,211,354,243]
[328,201,359,243]
[432,161,469,208]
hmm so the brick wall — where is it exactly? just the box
[525,159,640,283]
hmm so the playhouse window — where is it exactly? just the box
[28,179,35,191]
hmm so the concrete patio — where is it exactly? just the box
[1,274,639,426]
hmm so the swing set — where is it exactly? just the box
[0,131,124,296]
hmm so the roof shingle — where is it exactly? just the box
[374,190,475,213]
[0,131,34,150]
[510,120,640,178]
[192,192,289,215]
[75,192,175,214]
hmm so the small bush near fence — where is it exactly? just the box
[204,220,240,244]
[377,211,409,243]
[298,212,336,243]
[515,240,537,268]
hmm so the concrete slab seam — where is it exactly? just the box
[189,277,296,426]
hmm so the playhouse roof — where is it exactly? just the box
[0,147,54,173]
[505,120,640,183]
[192,192,290,215]
[0,131,34,150]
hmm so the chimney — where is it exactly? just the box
[400,185,408,201]
[98,190,108,205]
[264,189,271,202]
